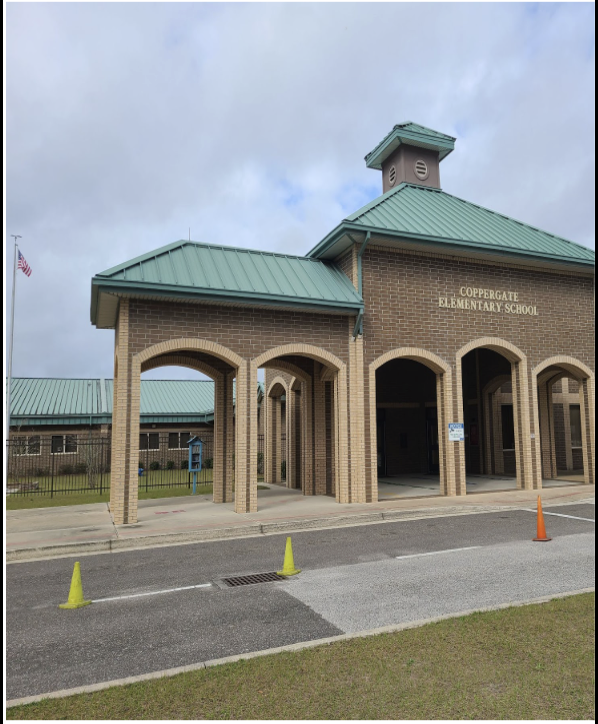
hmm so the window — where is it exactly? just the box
[168,432,192,450]
[139,432,160,451]
[13,435,40,456]
[52,435,77,454]
[570,405,582,447]
[501,405,515,450]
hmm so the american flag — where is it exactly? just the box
[18,250,32,277]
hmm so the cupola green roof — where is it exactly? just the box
[365,122,456,170]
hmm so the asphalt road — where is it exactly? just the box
[6,503,595,700]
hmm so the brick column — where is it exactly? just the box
[561,378,574,470]
[213,372,225,503]
[579,376,595,485]
[234,360,257,513]
[538,381,557,480]
[492,393,505,474]
[213,371,234,503]
[511,359,538,490]
[452,366,467,496]
[436,370,456,496]
[264,394,274,485]
[301,377,314,495]
[286,386,298,489]
[274,397,282,484]
[110,300,140,525]
[335,365,350,503]
[294,388,302,489]
[348,335,367,503]
[483,391,493,475]
[313,366,327,495]
[224,371,234,502]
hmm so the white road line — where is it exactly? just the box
[523,509,595,523]
[396,546,480,560]
[92,583,212,603]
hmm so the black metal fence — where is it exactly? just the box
[6,437,111,498]
[6,433,268,498]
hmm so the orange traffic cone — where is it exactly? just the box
[533,496,552,542]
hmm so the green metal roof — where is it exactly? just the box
[91,241,364,328]
[365,122,456,169]
[9,378,217,426]
[308,183,595,269]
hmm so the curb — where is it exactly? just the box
[6,587,595,709]
[6,498,594,563]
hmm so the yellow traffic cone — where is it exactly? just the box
[277,536,301,576]
[59,562,92,609]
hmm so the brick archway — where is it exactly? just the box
[264,376,289,486]
[481,374,511,476]
[141,354,223,381]
[254,343,344,372]
[454,337,536,493]
[266,376,289,398]
[254,343,349,502]
[532,356,595,485]
[110,330,250,524]
[369,347,455,498]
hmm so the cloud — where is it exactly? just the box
[5,3,595,380]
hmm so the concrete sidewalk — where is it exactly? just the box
[6,480,594,562]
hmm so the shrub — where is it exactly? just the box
[281,461,286,480]
[74,462,88,474]
[203,457,213,469]
[149,460,161,471]
[181,459,188,469]
[33,467,49,477]
[59,464,74,475]
[166,460,175,470]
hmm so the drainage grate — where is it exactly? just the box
[222,572,285,587]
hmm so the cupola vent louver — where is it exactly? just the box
[414,160,429,180]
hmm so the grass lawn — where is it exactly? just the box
[6,478,269,510]
[7,593,594,720]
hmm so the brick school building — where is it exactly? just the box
[90,122,595,525]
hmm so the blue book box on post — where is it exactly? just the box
[188,436,203,494]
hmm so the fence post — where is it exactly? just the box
[50,449,55,499]
[99,439,104,496]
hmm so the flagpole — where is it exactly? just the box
[6,235,21,439]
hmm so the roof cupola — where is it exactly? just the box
[365,122,456,193]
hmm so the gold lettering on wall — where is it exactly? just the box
[438,286,539,316]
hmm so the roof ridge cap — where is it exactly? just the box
[185,240,328,262]
[96,240,188,277]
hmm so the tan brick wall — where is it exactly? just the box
[360,244,594,496]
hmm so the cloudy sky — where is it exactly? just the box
[5,2,595,383]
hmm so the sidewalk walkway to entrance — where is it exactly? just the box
[6,478,594,562]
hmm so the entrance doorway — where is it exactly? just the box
[461,348,518,492]
[375,358,440,497]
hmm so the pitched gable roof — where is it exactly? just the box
[91,241,363,328]
[308,183,595,269]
